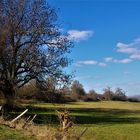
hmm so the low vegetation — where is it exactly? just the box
[0,124,35,140]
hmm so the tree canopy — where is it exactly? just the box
[0,0,73,110]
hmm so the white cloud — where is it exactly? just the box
[68,30,93,41]
[104,56,132,64]
[76,60,107,67]
[113,58,132,64]
[104,57,113,62]
[116,38,140,60]
[77,60,97,65]
[117,42,139,54]
[130,54,140,60]
[98,62,107,67]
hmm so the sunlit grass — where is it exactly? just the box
[28,101,140,140]
[28,101,140,110]
[0,125,36,140]
[74,123,140,140]
[7,101,140,140]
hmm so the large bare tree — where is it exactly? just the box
[0,0,73,112]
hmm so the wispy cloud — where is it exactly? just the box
[116,38,140,60]
[76,60,107,67]
[130,54,140,60]
[113,58,132,64]
[116,42,139,54]
[104,57,132,64]
[98,62,107,67]
[68,30,93,42]
[76,38,140,68]
[77,60,97,65]
[104,57,113,62]
[103,38,140,65]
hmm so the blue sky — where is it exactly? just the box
[49,0,140,96]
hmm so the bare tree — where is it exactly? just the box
[86,89,99,101]
[71,80,86,101]
[113,88,127,101]
[103,87,114,101]
[0,0,73,113]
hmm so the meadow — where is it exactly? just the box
[1,101,140,140]
[0,125,35,140]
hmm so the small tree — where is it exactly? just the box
[103,87,114,101]
[36,77,65,103]
[113,88,127,101]
[86,89,99,101]
[71,80,86,101]
[0,0,73,113]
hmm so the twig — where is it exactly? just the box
[78,128,88,139]
[29,114,37,123]
[22,116,31,129]
[23,114,37,129]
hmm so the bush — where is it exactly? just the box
[128,97,140,102]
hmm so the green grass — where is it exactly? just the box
[27,101,140,140]
[21,101,140,124]
[27,101,140,110]
[8,101,140,140]
[0,125,36,140]
[74,123,140,140]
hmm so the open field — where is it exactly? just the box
[0,125,35,140]
[24,101,140,140]
[1,101,140,140]
[21,101,140,124]
[29,101,140,110]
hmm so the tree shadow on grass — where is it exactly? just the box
[67,108,140,124]
[10,107,140,125]
[74,115,140,124]
[70,108,140,124]
[29,108,140,125]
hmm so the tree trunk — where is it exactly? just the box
[3,86,17,116]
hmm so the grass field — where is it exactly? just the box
[23,101,140,140]
[2,101,140,140]
[0,125,35,140]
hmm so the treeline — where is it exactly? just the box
[62,80,139,102]
[1,80,139,103]
[65,80,128,102]
[16,80,140,103]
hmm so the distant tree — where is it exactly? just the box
[128,97,140,102]
[36,77,56,102]
[59,87,72,102]
[113,88,127,101]
[103,87,114,101]
[71,80,86,101]
[18,80,38,100]
[0,0,73,113]
[86,89,98,101]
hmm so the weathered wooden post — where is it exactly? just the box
[11,109,28,123]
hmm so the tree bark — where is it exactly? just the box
[2,85,17,116]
